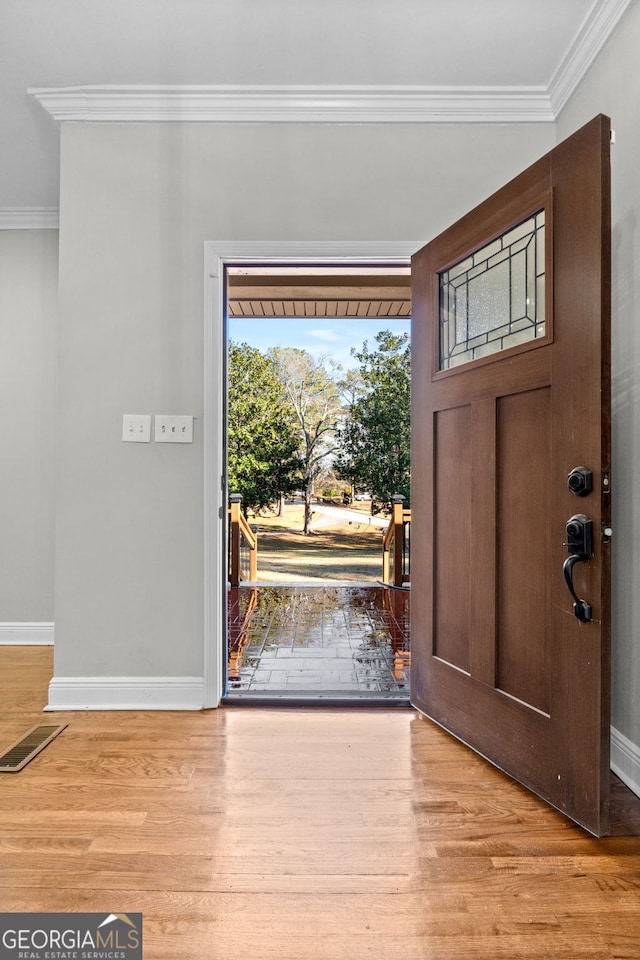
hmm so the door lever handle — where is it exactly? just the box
[563,514,593,622]
[563,554,592,622]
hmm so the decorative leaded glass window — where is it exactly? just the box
[439,210,546,371]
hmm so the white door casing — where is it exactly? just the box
[203,241,418,707]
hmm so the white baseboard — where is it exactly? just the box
[611,726,640,799]
[0,622,54,645]
[45,676,205,711]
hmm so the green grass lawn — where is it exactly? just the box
[248,503,384,582]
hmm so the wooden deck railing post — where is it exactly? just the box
[229,494,258,585]
[392,495,406,588]
[382,494,410,587]
[229,494,242,587]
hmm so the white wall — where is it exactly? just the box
[557,0,640,781]
[53,120,554,703]
[0,230,57,629]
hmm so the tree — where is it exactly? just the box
[336,330,410,512]
[227,341,302,513]
[336,368,366,503]
[270,348,343,534]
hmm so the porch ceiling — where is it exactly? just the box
[227,269,412,319]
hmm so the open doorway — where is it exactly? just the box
[224,263,411,702]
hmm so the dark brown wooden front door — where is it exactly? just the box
[411,115,612,836]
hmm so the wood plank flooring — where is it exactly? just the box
[1,645,640,959]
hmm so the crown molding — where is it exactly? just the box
[27,0,633,128]
[0,207,59,229]
[29,84,554,124]
[549,0,634,115]
[27,0,633,129]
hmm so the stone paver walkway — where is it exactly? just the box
[226,584,410,699]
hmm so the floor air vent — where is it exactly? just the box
[0,723,67,772]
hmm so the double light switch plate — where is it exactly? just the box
[122,414,151,442]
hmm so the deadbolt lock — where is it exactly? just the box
[567,466,593,497]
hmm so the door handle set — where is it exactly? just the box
[563,467,596,622]
[563,515,593,622]
[562,466,612,623]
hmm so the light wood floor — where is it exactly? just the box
[2,645,640,960]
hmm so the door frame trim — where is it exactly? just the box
[203,240,419,707]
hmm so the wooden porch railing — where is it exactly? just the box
[228,494,258,586]
[382,494,411,588]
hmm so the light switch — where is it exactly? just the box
[155,415,193,443]
[122,414,151,442]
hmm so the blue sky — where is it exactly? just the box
[228,316,411,371]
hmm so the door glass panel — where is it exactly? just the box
[439,211,545,370]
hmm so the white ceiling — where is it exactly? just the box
[0,0,631,210]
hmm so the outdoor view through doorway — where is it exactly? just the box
[224,264,411,701]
